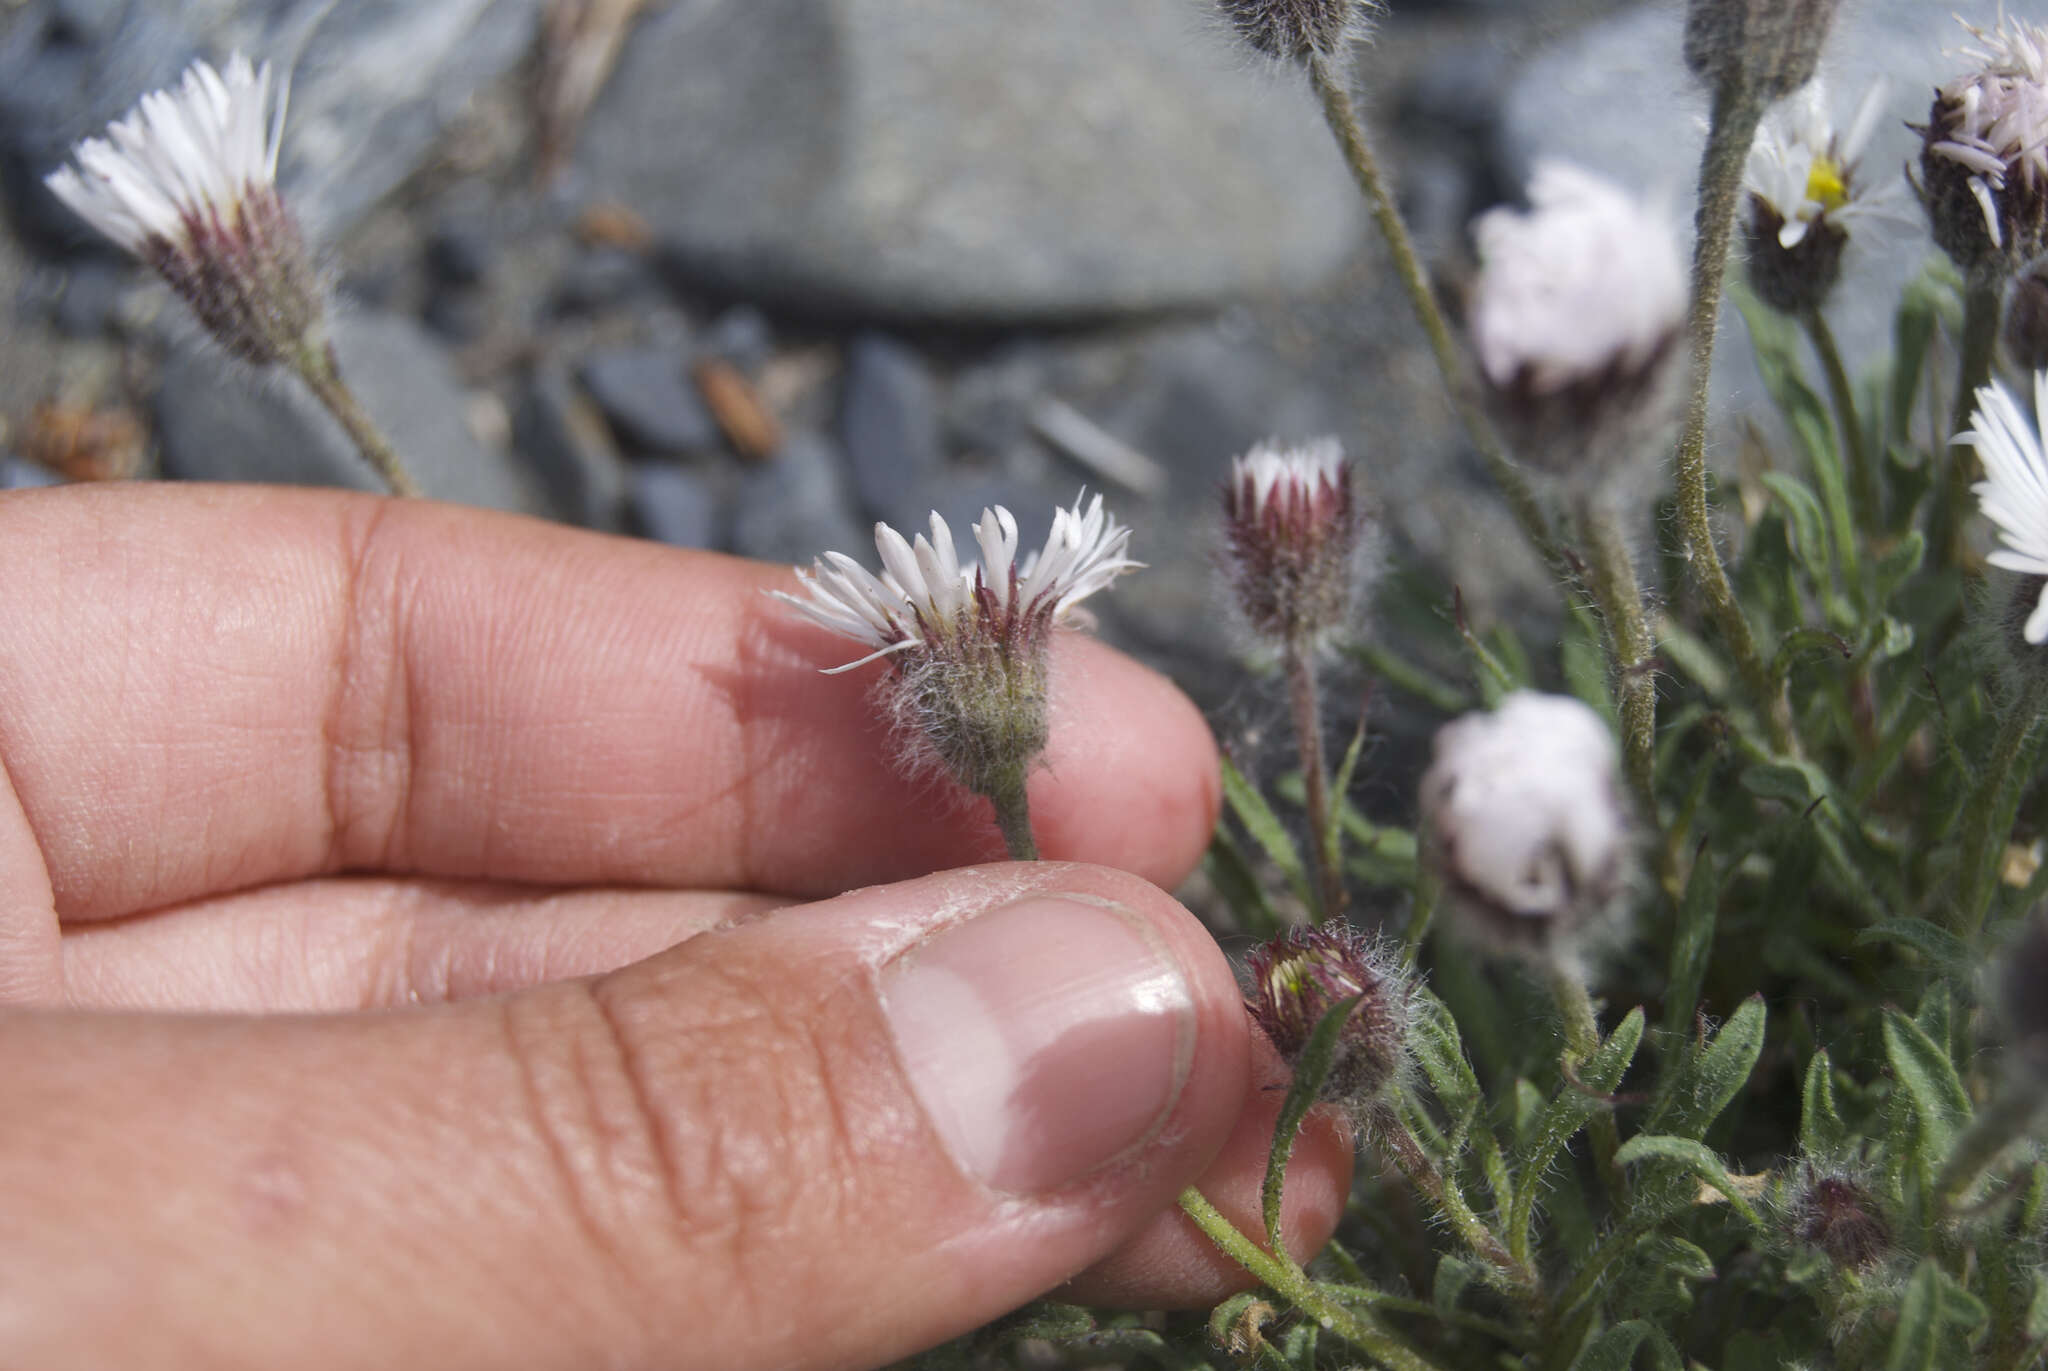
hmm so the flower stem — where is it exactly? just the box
[1304,54,1566,582]
[1377,1117,1544,1311]
[1953,671,2048,939]
[1935,271,2006,564]
[987,766,1039,861]
[1803,308,1878,527]
[296,343,423,498]
[1576,493,1658,815]
[1672,82,1790,754]
[1285,635,1344,920]
[1175,1187,1458,1371]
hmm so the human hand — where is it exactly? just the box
[0,485,1350,1370]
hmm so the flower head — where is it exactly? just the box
[1743,81,1890,314]
[1220,439,1372,645]
[1684,0,1841,106]
[1215,0,1378,63]
[1244,925,1412,1112]
[1469,164,1688,483]
[1961,372,2048,644]
[1918,15,2048,275]
[45,54,320,368]
[1785,1164,1892,1271]
[1419,691,1631,948]
[774,494,1138,804]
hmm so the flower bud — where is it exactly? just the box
[1469,164,1688,488]
[1419,691,1631,949]
[1684,0,1840,104]
[1220,439,1372,647]
[1742,83,1888,317]
[1916,16,2048,278]
[1215,0,1376,64]
[1244,925,1411,1111]
[1786,1164,1892,1270]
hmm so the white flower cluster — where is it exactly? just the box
[776,494,1139,673]
[1963,371,2048,643]
[1470,163,1687,397]
[46,54,285,259]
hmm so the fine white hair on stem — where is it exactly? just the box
[1961,371,2048,643]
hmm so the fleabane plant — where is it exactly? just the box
[775,495,1138,859]
[45,54,419,496]
[1743,80,1889,315]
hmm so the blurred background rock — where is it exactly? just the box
[0,0,2008,770]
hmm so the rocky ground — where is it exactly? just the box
[0,0,2002,785]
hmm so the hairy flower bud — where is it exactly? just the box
[1469,164,1688,487]
[1916,16,2048,278]
[45,55,323,368]
[1684,0,1840,104]
[1419,692,1631,949]
[774,494,1139,807]
[1786,1165,1892,1270]
[1215,0,1376,64]
[1220,439,1372,647]
[1244,925,1411,1110]
[1743,83,1888,316]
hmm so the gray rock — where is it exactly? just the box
[704,305,775,374]
[514,361,629,530]
[578,345,720,456]
[839,333,944,524]
[1497,0,2014,391]
[421,286,489,344]
[946,345,1050,458]
[731,430,864,567]
[577,0,1361,321]
[1,0,545,246]
[551,248,652,316]
[49,0,128,43]
[426,219,494,288]
[51,258,126,338]
[0,456,61,489]
[155,309,539,510]
[631,463,722,550]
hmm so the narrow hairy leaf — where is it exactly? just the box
[1509,1009,1644,1255]
[1568,1320,1653,1371]
[1799,1049,1848,1158]
[1409,988,1481,1128]
[1663,851,1720,1040]
[1263,993,1363,1248]
[1432,1256,1475,1319]
[1646,995,1765,1140]
[1612,1135,1766,1228]
[1221,755,1315,913]
[1883,1010,1971,1158]
[1855,919,1972,978]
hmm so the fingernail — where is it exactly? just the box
[881,895,1196,1194]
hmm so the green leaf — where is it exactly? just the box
[1262,993,1363,1248]
[1887,1259,1989,1371]
[1432,1256,1476,1318]
[1760,471,1833,581]
[1663,852,1719,1040]
[1409,989,1482,1130]
[1204,829,1281,937]
[1889,268,1945,444]
[1220,755,1314,913]
[1741,760,1819,804]
[1612,1135,1766,1228]
[1800,1049,1848,1159]
[1510,1010,1644,1249]
[1883,1009,1972,1156]
[1875,530,1927,605]
[1647,996,1766,1140]
[1568,1320,1653,1371]
[1855,919,1973,978]
[1638,1235,1717,1283]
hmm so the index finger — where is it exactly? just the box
[0,485,1219,920]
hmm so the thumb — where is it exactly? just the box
[5,863,1251,1371]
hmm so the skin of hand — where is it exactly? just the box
[0,484,1352,1371]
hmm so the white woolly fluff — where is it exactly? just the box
[1470,163,1688,395]
[46,54,285,256]
[773,493,1140,672]
[1962,371,2048,643]
[1419,691,1628,927]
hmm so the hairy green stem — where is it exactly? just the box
[1379,1118,1544,1311]
[1305,54,1566,582]
[1672,83,1790,753]
[987,766,1039,861]
[1953,671,2048,938]
[296,343,422,498]
[1576,493,1658,815]
[1285,636,1344,920]
[1175,1188,1455,1371]
[1549,961,1629,1211]
[1936,272,2007,564]
[1803,309,1877,527]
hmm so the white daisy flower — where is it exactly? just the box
[1920,15,2048,271]
[45,54,319,367]
[776,493,1139,674]
[1746,80,1890,251]
[1961,372,2048,643]
[1419,691,1631,944]
[1468,163,1688,480]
